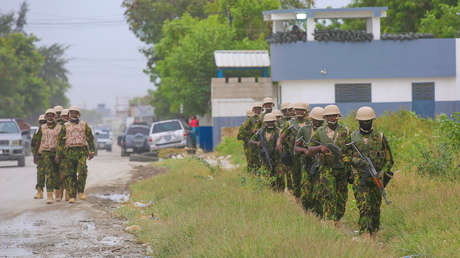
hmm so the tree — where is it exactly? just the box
[419,2,460,37]
[346,0,458,33]
[152,14,268,116]
[38,44,71,107]
[122,0,210,44]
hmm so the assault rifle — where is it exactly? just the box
[347,142,391,205]
[310,140,343,170]
[258,130,273,171]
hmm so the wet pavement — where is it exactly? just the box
[0,146,156,257]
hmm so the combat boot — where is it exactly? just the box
[78,193,86,200]
[46,192,54,204]
[34,189,43,199]
[68,198,76,204]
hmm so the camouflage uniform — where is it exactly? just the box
[31,130,44,191]
[34,124,61,193]
[237,116,255,173]
[296,123,322,215]
[251,126,285,191]
[310,124,351,221]
[280,119,308,197]
[350,130,393,233]
[248,115,263,172]
[57,120,95,199]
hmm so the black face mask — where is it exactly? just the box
[359,120,373,134]
[327,120,337,130]
[312,119,323,129]
[266,122,275,129]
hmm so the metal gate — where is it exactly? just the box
[412,82,435,118]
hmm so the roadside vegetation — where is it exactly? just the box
[116,110,459,257]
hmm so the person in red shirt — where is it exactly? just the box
[189,115,199,148]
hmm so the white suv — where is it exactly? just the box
[149,119,188,151]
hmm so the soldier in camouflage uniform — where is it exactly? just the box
[250,113,285,191]
[350,106,394,238]
[56,108,70,201]
[277,102,310,197]
[56,106,95,203]
[295,107,324,215]
[54,105,64,125]
[306,105,351,222]
[272,109,283,127]
[32,114,47,199]
[237,109,256,173]
[33,109,62,204]
[279,103,291,128]
[261,97,274,121]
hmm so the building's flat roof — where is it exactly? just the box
[214,50,270,68]
[264,7,387,20]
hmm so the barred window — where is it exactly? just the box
[335,83,371,103]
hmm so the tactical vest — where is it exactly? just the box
[64,121,88,147]
[351,130,386,171]
[39,123,62,153]
[317,124,349,168]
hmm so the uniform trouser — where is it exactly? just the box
[63,147,88,198]
[37,151,59,192]
[35,153,44,191]
[352,175,382,233]
[319,167,348,221]
[247,145,260,174]
[289,157,302,198]
[301,172,321,216]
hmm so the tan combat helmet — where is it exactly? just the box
[61,109,69,116]
[323,105,341,117]
[45,108,56,115]
[252,102,263,109]
[54,105,64,113]
[38,114,46,122]
[263,113,277,122]
[247,109,255,117]
[263,97,274,105]
[310,107,325,121]
[281,102,290,111]
[293,102,307,110]
[356,106,376,121]
[272,109,282,117]
[68,106,81,114]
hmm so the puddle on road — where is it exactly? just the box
[91,192,130,203]
[0,208,144,256]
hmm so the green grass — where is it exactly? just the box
[116,158,387,257]
[116,110,460,257]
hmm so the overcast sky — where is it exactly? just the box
[1,0,351,110]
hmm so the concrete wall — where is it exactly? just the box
[211,77,275,148]
[280,76,459,117]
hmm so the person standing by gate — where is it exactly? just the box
[189,115,199,148]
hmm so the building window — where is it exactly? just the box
[335,83,371,103]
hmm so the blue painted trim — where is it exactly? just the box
[271,39,456,81]
[263,7,388,17]
[217,69,223,78]
[263,68,269,77]
[218,67,269,70]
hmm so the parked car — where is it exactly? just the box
[95,130,112,152]
[121,123,150,156]
[149,119,189,151]
[0,119,26,167]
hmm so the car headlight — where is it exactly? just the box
[12,140,22,146]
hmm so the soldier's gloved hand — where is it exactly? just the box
[352,157,367,168]
[55,155,60,163]
[88,152,95,160]
[319,145,330,153]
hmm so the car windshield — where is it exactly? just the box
[152,121,181,133]
[127,126,149,135]
[0,121,19,134]
[96,132,110,139]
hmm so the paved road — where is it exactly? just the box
[0,145,150,256]
[0,145,133,219]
